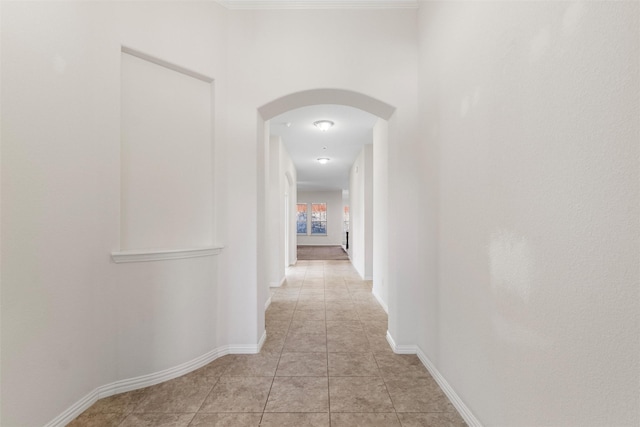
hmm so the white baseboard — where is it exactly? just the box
[269,276,286,288]
[45,337,265,427]
[372,290,388,314]
[257,330,267,352]
[264,295,272,310]
[385,331,417,354]
[385,332,482,427]
[416,348,483,427]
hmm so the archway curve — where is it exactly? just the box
[258,88,396,121]
[257,87,395,346]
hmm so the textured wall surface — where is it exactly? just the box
[1,2,228,425]
[417,1,639,425]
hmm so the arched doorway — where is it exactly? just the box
[256,88,396,335]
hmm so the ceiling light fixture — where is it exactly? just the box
[317,157,330,165]
[313,120,334,132]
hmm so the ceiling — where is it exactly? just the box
[270,104,378,192]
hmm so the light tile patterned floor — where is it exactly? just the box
[69,260,466,426]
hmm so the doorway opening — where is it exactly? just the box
[257,88,396,332]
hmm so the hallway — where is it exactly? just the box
[69,260,465,426]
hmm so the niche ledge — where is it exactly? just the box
[111,246,223,263]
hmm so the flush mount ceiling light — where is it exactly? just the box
[313,120,334,132]
[317,157,330,165]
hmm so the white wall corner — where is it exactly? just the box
[416,347,483,427]
[264,295,272,310]
[227,330,266,354]
[269,276,286,288]
[385,331,417,354]
[372,290,388,314]
[257,330,267,352]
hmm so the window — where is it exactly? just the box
[296,203,308,234]
[343,205,350,233]
[311,203,327,235]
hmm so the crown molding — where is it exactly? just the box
[215,0,419,10]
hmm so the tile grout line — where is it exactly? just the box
[260,266,301,425]
[324,261,332,427]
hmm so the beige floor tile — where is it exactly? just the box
[328,352,380,376]
[324,279,345,286]
[293,308,326,321]
[301,277,324,283]
[190,413,262,426]
[259,412,330,426]
[363,321,388,337]
[266,320,290,334]
[268,301,297,311]
[276,352,328,376]
[356,308,388,322]
[305,270,325,276]
[326,320,364,335]
[351,294,381,305]
[271,293,300,302]
[298,294,325,303]
[329,377,394,412]
[265,377,329,412]
[331,413,401,427]
[120,413,195,427]
[385,377,456,413]
[325,308,360,321]
[202,355,236,378]
[367,335,394,354]
[134,381,212,413]
[199,376,273,413]
[325,301,356,310]
[283,332,327,352]
[265,309,294,322]
[81,389,147,416]
[67,412,127,427]
[261,332,286,354]
[296,301,326,310]
[374,354,429,378]
[324,290,351,299]
[223,354,280,377]
[396,412,467,427]
[289,320,326,334]
[327,331,370,352]
[166,367,219,387]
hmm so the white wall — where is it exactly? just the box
[415,1,639,426]
[297,190,343,246]
[372,119,389,311]
[349,145,374,279]
[268,136,281,287]
[120,50,215,251]
[268,136,297,287]
[227,8,419,343]
[2,4,424,426]
[1,2,229,426]
[282,148,297,268]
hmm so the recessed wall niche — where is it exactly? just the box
[120,47,214,251]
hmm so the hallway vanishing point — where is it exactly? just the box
[70,260,466,426]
